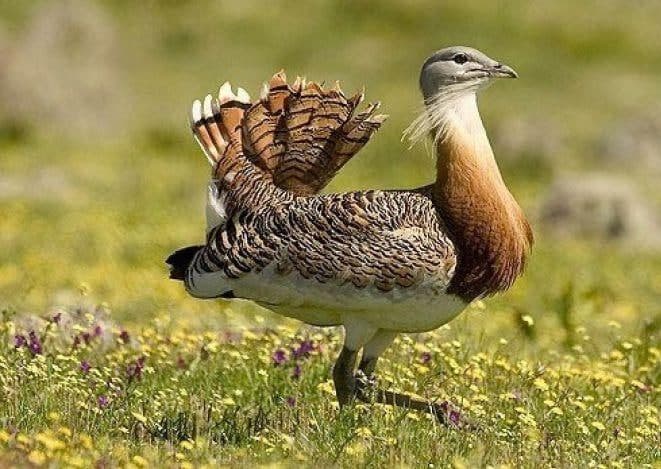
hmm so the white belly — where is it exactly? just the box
[188,266,467,333]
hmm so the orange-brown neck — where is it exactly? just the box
[430,95,533,302]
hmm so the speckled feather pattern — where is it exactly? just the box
[184,72,458,307]
[189,189,457,295]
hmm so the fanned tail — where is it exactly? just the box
[189,71,387,198]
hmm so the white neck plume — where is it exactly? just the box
[404,86,499,178]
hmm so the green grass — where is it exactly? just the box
[0,307,658,467]
[0,0,660,467]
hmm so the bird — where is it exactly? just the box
[167,46,533,425]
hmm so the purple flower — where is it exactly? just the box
[93,325,102,337]
[98,395,109,408]
[127,356,146,381]
[14,334,27,348]
[82,332,91,345]
[28,331,42,355]
[80,360,91,374]
[292,340,316,360]
[437,401,462,426]
[292,364,302,379]
[286,396,296,407]
[272,349,287,366]
[118,330,130,344]
[223,331,242,344]
[420,352,432,364]
[176,356,187,369]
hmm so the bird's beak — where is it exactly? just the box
[490,63,518,78]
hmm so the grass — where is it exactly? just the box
[0,305,658,467]
[0,0,660,467]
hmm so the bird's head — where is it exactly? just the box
[404,46,518,145]
[419,46,517,101]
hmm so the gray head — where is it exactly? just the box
[420,46,517,100]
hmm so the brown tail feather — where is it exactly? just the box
[189,71,387,197]
[189,84,252,184]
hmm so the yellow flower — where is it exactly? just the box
[180,440,195,451]
[65,455,86,468]
[355,427,373,438]
[384,437,397,446]
[570,400,586,410]
[630,380,647,390]
[36,432,66,451]
[533,378,549,392]
[550,407,563,416]
[131,412,148,424]
[28,450,47,466]
[132,455,149,467]
[572,345,584,354]
[344,441,365,456]
[591,421,606,431]
[79,434,93,449]
[317,380,335,395]
[521,315,534,326]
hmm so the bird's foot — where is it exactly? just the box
[354,370,377,400]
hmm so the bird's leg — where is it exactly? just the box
[332,346,359,407]
[333,322,378,407]
[354,331,464,428]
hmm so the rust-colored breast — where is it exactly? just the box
[432,137,533,302]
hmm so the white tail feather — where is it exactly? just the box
[218,82,234,104]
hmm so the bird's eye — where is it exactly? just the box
[453,53,468,65]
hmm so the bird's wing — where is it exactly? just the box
[187,190,457,298]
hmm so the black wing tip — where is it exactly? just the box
[166,245,204,281]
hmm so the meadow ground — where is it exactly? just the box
[1,0,660,467]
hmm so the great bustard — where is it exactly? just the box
[167,46,533,424]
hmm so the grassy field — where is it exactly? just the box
[1,0,660,467]
[0,305,658,467]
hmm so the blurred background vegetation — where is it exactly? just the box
[1,0,659,348]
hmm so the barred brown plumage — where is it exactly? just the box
[168,46,532,425]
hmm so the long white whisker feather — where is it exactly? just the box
[402,82,479,149]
